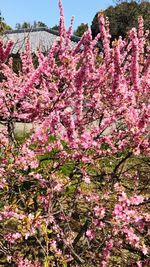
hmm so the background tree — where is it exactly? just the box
[91,1,150,40]
[21,22,31,29]
[73,23,88,37]
[0,11,12,33]
[15,21,48,30]
[15,23,21,30]
[51,24,59,31]
[33,21,48,28]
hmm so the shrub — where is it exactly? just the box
[0,1,149,266]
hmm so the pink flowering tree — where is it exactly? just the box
[0,1,150,266]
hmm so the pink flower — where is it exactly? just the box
[0,178,7,189]
[86,229,95,240]
[94,206,105,218]
[100,260,107,267]
[84,176,91,183]
[130,195,144,205]
[136,261,142,267]
[4,232,21,243]
[142,244,148,255]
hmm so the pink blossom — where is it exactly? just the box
[86,229,95,240]
[137,261,142,267]
[130,195,144,205]
[4,232,21,243]
[93,206,105,218]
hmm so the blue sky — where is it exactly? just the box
[1,0,114,30]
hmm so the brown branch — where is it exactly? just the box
[72,219,91,247]
[132,198,150,206]
[113,151,132,174]
[67,245,85,264]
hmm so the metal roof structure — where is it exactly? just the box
[2,28,80,54]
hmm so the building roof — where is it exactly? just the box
[2,28,80,54]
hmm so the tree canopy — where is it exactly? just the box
[15,21,48,30]
[91,1,150,40]
[0,11,12,34]
[51,24,59,31]
[73,23,88,37]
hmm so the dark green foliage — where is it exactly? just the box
[73,23,88,37]
[33,21,48,28]
[0,11,12,33]
[91,1,150,40]
[51,25,59,31]
[15,21,48,30]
